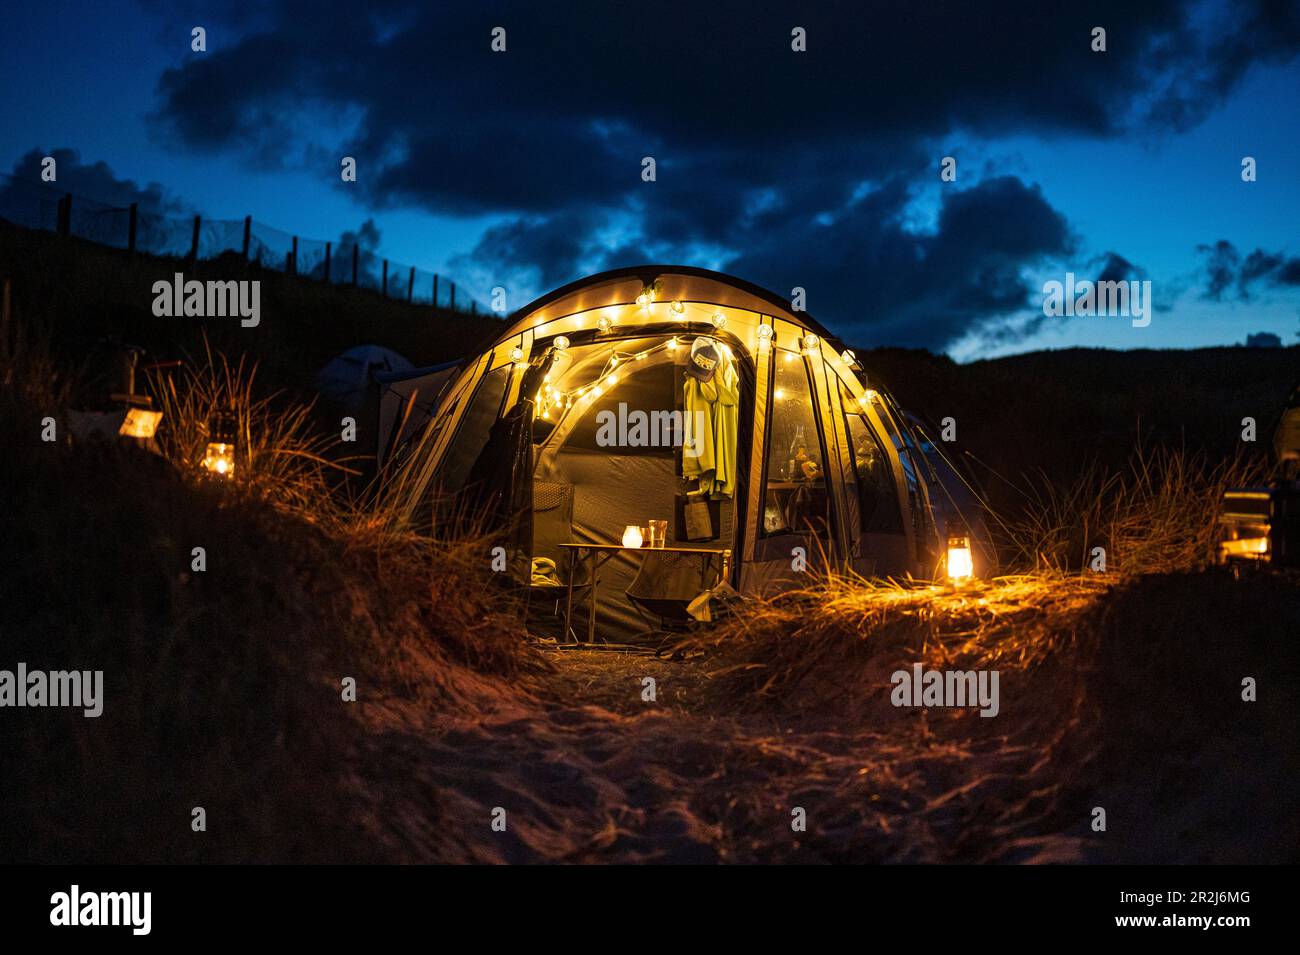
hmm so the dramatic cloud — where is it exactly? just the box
[1,147,187,215]
[1198,240,1300,301]
[141,0,1300,346]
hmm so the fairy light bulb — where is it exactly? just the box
[509,346,524,362]
[803,334,819,349]
[597,315,612,333]
[841,349,856,365]
[757,324,773,340]
[667,337,679,351]
[712,311,726,329]
[554,335,570,350]
[670,300,686,318]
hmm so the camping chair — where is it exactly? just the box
[525,481,592,641]
[624,551,716,637]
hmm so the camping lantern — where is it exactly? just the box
[1218,486,1299,567]
[622,525,644,548]
[202,410,238,479]
[119,406,162,439]
[947,534,974,582]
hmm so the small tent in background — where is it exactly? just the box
[316,345,413,470]
[317,344,413,413]
[380,266,995,638]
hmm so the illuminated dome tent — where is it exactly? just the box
[382,266,987,636]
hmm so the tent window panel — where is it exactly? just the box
[761,350,830,540]
[840,383,905,535]
[432,364,513,494]
[872,403,929,554]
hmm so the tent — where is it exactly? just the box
[317,344,413,412]
[376,360,461,469]
[382,266,990,636]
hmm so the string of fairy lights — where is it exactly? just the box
[520,284,876,422]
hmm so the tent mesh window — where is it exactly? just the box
[761,349,831,542]
[838,380,905,535]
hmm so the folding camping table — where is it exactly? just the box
[557,542,732,645]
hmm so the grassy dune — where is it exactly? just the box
[1,227,1296,862]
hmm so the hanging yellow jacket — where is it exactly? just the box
[683,355,739,497]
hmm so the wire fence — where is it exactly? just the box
[0,173,488,314]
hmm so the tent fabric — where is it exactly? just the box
[376,360,460,468]
[682,349,740,497]
[317,344,413,411]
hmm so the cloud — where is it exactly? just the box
[2,147,188,214]
[728,176,1076,349]
[142,0,1300,346]
[1198,239,1300,300]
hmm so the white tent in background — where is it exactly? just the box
[317,344,413,412]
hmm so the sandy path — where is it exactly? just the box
[347,647,1095,864]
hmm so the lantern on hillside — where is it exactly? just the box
[946,533,974,583]
[202,410,238,479]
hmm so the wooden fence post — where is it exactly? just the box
[127,203,138,253]
[242,216,252,261]
[189,215,201,261]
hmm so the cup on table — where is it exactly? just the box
[648,519,668,548]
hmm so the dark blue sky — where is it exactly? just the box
[4,0,1299,358]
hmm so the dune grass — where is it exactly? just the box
[1001,443,1269,574]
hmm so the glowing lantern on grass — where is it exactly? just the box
[947,534,974,582]
[119,406,162,439]
[622,525,644,548]
[202,411,238,479]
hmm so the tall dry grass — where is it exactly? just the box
[1002,443,1268,574]
[147,337,360,515]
